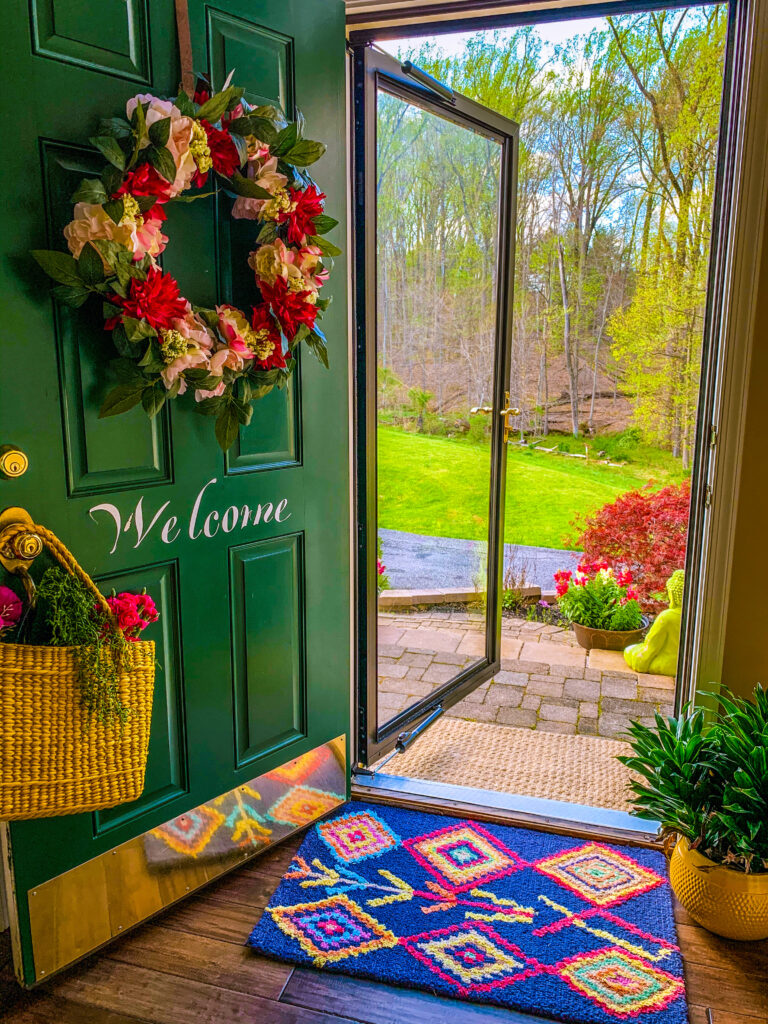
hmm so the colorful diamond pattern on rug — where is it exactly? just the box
[267,786,342,827]
[404,822,524,893]
[248,803,686,1024]
[318,810,400,863]
[401,921,542,993]
[268,893,398,964]
[534,842,664,907]
[557,947,686,1017]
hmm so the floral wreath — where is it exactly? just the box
[32,76,340,451]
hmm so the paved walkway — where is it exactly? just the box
[378,608,675,740]
[379,528,581,591]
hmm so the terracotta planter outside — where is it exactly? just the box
[571,617,649,651]
[669,837,768,941]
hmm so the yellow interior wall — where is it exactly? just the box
[720,206,768,700]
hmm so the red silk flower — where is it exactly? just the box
[106,267,188,332]
[278,184,326,245]
[250,304,287,369]
[194,119,241,186]
[259,277,317,340]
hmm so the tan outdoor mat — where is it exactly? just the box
[380,717,634,812]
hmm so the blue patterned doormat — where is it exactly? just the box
[248,803,686,1023]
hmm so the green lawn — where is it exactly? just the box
[378,427,685,549]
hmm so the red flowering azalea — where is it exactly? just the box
[193,119,241,186]
[568,480,691,612]
[250,304,286,369]
[278,184,326,245]
[106,267,188,332]
[259,277,317,340]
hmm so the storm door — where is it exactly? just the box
[354,45,519,767]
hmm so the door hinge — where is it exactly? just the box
[709,425,718,449]
[704,484,712,509]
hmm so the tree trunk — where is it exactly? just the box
[557,239,579,436]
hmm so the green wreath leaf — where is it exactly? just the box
[271,123,299,158]
[312,214,338,234]
[90,135,126,170]
[195,396,225,416]
[71,178,109,205]
[228,115,278,145]
[31,250,83,286]
[123,317,158,342]
[103,198,125,226]
[141,383,166,418]
[78,242,105,286]
[215,400,241,451]
[285,139,326,167]
[256,221,278,244]
[175,90,195,117]
[230,171,272,199]
[98,117,132,140]
[99,383,145,417]
[109,357,146,384]
[307,234,342,258]
[147,144,177,184]
[196,85,245,123]
[148,116,171,147]
[306,327,329,368]
[101,164,124,198]
[53,285,92,308]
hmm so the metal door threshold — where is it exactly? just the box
[352,771,661,847]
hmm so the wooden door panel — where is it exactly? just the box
[231,534,306,767]
[212,8,300,470]
[92,560,187,834]
[30,0,151,82]
[207,10,294,113]
[41,140,172,494]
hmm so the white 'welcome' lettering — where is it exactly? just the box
[89,477,291,555]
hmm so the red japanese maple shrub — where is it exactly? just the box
[567,480,691,613]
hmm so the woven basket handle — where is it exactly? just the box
[2,523,116,626]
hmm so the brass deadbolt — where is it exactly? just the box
[0,446,29,479]
[13,531,42,560]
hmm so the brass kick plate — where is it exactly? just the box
[25,735,347,983]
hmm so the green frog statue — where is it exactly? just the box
[624,570,685,677]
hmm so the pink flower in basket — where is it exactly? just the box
[99,592,159,641]
[0,586,22,630]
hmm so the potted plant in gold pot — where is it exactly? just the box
[620,685,768,940]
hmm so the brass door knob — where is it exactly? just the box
[0,446,29,479]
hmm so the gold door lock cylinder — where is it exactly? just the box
[0,446,29,480]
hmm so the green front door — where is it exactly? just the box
[0,0,349,986]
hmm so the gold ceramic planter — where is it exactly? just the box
[669,837,768,941]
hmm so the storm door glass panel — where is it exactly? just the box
[376,88,502,728]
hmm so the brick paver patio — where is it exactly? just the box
[378,608,675,739]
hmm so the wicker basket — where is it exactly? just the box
[0,524,155,820]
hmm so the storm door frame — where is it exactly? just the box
[349,0,764,752]
[352,43,520,767]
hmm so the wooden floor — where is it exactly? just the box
[1,827,766,1024]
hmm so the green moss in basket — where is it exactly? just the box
[35,567,130,729]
